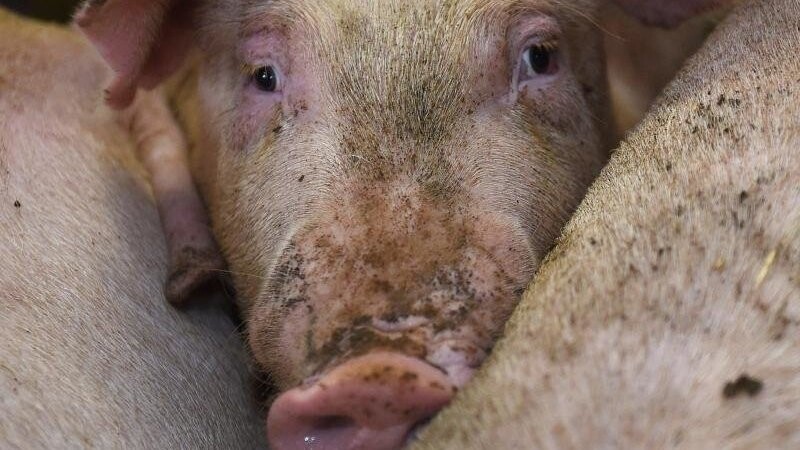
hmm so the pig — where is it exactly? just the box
[413,0,800,448]
[0,9,265,448]
[76,0,730,448]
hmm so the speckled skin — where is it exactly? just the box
[413,0,800,447]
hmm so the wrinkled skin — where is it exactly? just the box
[0,10,264,448]
[414,0,800,447]
[78,0,727,448]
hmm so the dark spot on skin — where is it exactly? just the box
[13,200,20,208]
[589,237,597,246]
[731,210,746,229]
[429,381,443,390]
[400,371,418,382]
[298,175,305,182]
[722,374,763,399]
[665,162,672,172]
[273,125,282,134]
[716,94,742,108]
[739,190,749,203]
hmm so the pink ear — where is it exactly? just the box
[611,0,726,27]
[76,0,193,109]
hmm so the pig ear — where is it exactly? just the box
[75,0,194,109]
[610,0,726,27]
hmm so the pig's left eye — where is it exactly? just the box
[252,65,281,92]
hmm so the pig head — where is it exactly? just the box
[77,0,721,448]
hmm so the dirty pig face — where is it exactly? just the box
[195,0,607,447]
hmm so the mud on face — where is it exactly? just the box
[248,180,536,388]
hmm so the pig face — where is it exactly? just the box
[188,0,609,445]
[193,0,607,386]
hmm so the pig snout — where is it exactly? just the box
[267,352,455,450]
[253,184,535,449]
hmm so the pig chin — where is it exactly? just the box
[251,183,535,450]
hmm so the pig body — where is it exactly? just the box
[414,0,800,447]
[0,10,265,448]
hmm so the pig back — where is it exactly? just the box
[0,10,265,449]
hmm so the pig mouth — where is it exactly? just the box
[266,352,459,450]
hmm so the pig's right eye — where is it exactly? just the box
[253,65,280,92]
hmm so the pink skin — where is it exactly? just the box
[268,353,455,450]
[77,0,732,448]
[119,90,226,305]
